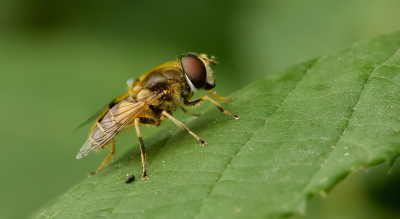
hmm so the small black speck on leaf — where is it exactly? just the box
[125,175,135,183]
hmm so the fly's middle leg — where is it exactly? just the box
[134,118,148,180]
[184,96,240,120]
[180,106,203,116]
[88,138,116,177]
[161,110,207,146]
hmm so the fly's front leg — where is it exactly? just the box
[184,96,240,120]
[161,111,207,146]
[207,90,233,101]
[134,118,148,180]
[88,138,115,177]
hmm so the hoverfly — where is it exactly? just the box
[76,52,239,181]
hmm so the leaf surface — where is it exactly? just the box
[35,31,400,219]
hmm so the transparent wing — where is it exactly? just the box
[75,93,130,130]
[76,92,160,159]
[75,106,108,130]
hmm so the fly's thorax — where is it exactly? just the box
[142,67,185,91]
[157,80,185,111]
[137,89,153,100]
[128,67,185,98]
[143,67,187,112]
[129,67,189,114]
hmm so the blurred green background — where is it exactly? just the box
[1,0,400,218]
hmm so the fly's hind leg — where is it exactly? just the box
[131,117,159,181]
[88,138,116,177]
[161,111,207,146]
[184,96,240,120]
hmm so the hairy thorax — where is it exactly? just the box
[129,67,191,114]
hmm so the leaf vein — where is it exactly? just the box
[193,57,320,218]
[299,46,400,197]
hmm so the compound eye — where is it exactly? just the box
[181,55,207,89]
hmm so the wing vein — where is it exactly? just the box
[76,92,162,159]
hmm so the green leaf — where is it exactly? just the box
[34,31,400,219]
